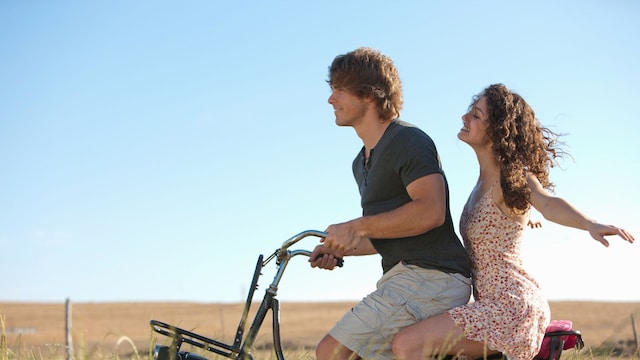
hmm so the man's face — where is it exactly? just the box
[328,86,368,127]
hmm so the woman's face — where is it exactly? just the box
[458,95,492,148]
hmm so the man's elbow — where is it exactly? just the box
[432,211,446,228]
[419,209,446,233]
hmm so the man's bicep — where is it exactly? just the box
[406,173,446,204]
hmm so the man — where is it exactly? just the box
[308,47,472,360]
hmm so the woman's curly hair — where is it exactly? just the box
[327,47,403,120]
[476,84,565,214]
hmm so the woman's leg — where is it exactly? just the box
[392,312,500,360]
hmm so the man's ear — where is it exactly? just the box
[363,95,375,104]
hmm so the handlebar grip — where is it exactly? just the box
[314,254,344,267]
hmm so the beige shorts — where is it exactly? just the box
[329,261,471,360]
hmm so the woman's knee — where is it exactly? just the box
[392,328,418,360]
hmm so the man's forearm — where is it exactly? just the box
[352,199,445,240]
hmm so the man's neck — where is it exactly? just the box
[354,118,394,151]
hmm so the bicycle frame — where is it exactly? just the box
[150,229,340,360]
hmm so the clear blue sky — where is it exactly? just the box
[1,1,638,304]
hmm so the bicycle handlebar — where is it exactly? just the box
[279,230,343,267]
[280,229,328,251]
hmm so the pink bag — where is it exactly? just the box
[535,320,583,360]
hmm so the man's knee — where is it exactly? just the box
[316,335,329,359]
[316,334,349,360]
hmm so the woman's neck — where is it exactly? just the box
[475,148,500,183]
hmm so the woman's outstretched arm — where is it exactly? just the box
[526,174,635,247]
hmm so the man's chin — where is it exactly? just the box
[335,118,350,127]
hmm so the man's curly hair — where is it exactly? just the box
[327,47,403,121]
[475,84,565,214]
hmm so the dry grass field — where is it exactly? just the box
[1,301,639,359]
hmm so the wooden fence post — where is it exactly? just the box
[66,298,74,360]
[632,314,638,353]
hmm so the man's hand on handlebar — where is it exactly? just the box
[309,244,343,270]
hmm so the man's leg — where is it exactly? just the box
[316,334,361,360]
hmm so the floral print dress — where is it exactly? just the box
[448,184,550,360]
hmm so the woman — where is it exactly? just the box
[392,84,635,360]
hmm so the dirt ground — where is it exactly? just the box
[1,301,639,358]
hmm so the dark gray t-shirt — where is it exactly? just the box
[352,120,471,277]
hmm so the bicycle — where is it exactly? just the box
[149,229,584,360]
[150,229,340,360]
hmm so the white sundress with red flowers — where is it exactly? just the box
[448,184,550,360]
